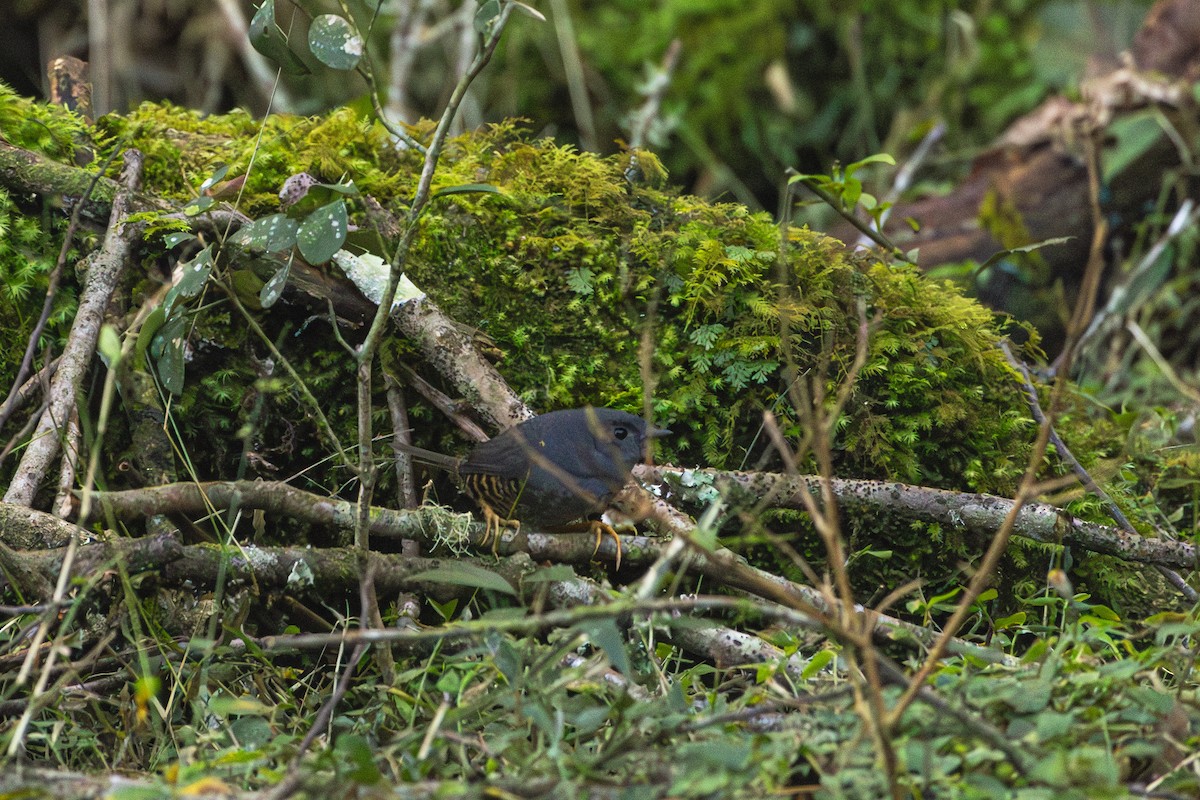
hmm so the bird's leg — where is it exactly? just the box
[586,520,623,571]
[479,503,520,557]
[550,520,626,569]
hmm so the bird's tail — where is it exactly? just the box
[392,441,463,473]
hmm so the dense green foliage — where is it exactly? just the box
[1,0,1197,788]
[93,103,1038,493]
[68,97,1178,619]
[0,188,77,363]
[0,84,88,376]
[491,0,1053,206]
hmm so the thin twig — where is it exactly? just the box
[790,170,913,265]
[393,361,489,442]
[888,121,1113,728]
[1001,340,1198,603]
[385,374,419,510]
[353,1,516,550]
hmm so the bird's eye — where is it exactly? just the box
[613,426,629,440]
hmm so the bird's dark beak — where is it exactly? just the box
[648,426,671,438]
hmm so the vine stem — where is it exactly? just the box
[353,3,516,550]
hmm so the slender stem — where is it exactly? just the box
[887,125,1112,726]
[792,172,913,265]
[353,3,515,550]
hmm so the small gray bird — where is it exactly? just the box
[398,407,669,563]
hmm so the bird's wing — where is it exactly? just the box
[459,430,538,477]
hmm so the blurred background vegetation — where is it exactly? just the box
[1,0,1155,211]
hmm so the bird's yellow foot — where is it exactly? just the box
[479,504,520,557]
[586,520,623,571]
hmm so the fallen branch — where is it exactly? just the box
[73,480,1019,664]
[4,149,144,507]
[75,468,1200,573]
[641,465,1200,571]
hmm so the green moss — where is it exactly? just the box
[85,109,1041,499]
[0,82,94,162]
[76,104,1122,604]
[95,103,416,214]
[0,187,77,385]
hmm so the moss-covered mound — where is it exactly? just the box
[87,105,1037,490]
[8,90,1143,608]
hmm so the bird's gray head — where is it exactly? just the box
[565,407,670,479]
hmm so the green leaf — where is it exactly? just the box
[249,0,311,75]
[787,172,829,185]
[307,14,363,71]
[801,648,835,679]
[427,596,458,622]
[228,717,272,750]
[259,254,292,309]
[134,305,166,371]
[1004,679,1051,713]
[230,268,266,310]
[522,564,579,583]
[172,244,215,302]
[679,739,751,770]
[107,788,166,800]
[182,196,214,216]
[208,694,274,716]
[840,178,862,208]
[566,266,594,295]
[235,213,300,252]
[474,0,502,35]
[335,733,382,785]
[1084,604,1120,622]
[318,181,360,196]
[296,199,348,264]
[97,325,122,368]
[692,497,722,551]
[163,232,195,249]
[410,562,516,596]
[844,152,896,179]
[152,312,189,396]
[1103,113,1165,182]
[431,182,503,199]
[976,237,1073,275]
[1030,745,1119,789]
[198,164,230,194]
[581,618,631,675]
[282,180,357,216]
[993,611,1026,629]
